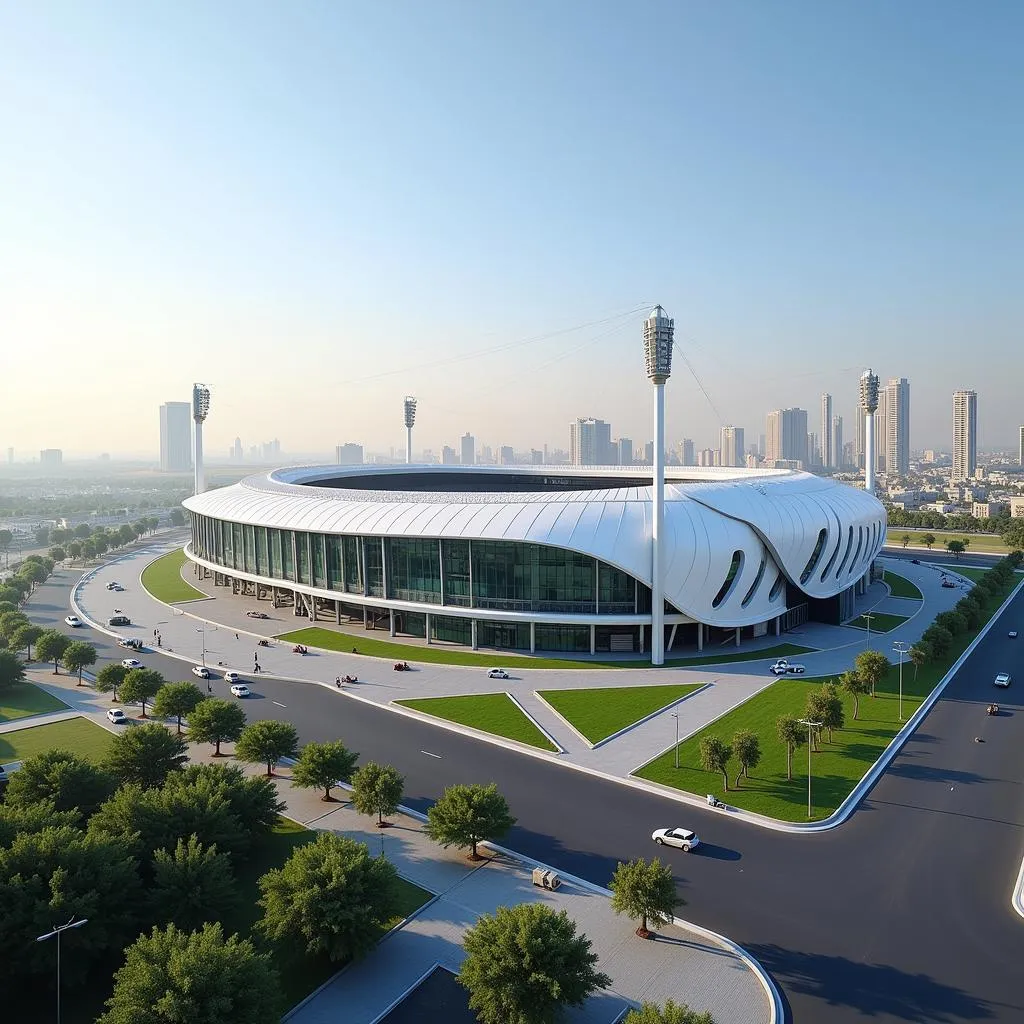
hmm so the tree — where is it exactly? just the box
[0,528,10,566]
[812,682,845,743]
[922,624,953,657]
[839,669,871,721]
[120,667,165,718]
[19,559,47,586]
[731,729,761,783]
[9,622,42,661]
[425,782,516,860]
[49,546,66,562]
[98,923,281,1024]
[257,832,399,961]
[35,629,71,674]
[776,716,804,781]
[698,735,731,790]
[4,748,115,817]
[235,719,299,776]
[0,649,26,690]
[172,763,283,843]
[0,800,80,846]
[187,697,246,755]
[459,903,611,1024]
[909,643,930,681]
[291,740,359,801]
[105,722,189,789]
[67,540,83,559]
[900,534,910,549]
[350,761,404,827]
[96,661,129,700]
[63,640,98,685]
[151,836,239,932]
[153,680,205,733]
[623,1002,715,1024]
[0,609,28,641]
[854,649,890,698]
[610,856,680,937]
[1002,518,1024,551]
[922,532,936,550]
[169,508,186,527]
[34,526,51,546]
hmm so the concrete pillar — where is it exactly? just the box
[311,596,317,622]
[426,613,432,644]
[471,619,478,650]
[335,601,341,625]
[639,623,645,652]
[530,622,535,653]
[363,605,368,628]
[667,624,678,651]
[697,623,703,652]
[294,589,301,615]
[775,616,781,636]
[590,624,596,655]
[736,627,741,648]
[389,609,396,637]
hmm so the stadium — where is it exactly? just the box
[182,464,886,656]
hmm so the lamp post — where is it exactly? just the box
[192,383,211,496]
[403,396,417,464]
[859,369,879,496]
[670,712,679,769]
[893,640,908,722]
[36,916,88,1024]
[862,611,874,649]
[798,718,822,819]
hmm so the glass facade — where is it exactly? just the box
[387,538,441,604]
[535,624,589,652]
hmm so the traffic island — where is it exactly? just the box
[395,693,559,751]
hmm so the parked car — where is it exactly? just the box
[230,683,251,698]
[910,558,921,564]
[111,584,124,592]
[770,659,806,675]
[994,672,1012,688]
[1008,631,1018,639]
[121,658,142,669]
[64,615,82,627]
[651,827,700,852]
[106,708,127,724]
[192,666,211,679]
[224,670,242,683]
[106,581,120,590]
[117,638,143,650]
[109,615,131,626]
[487,668,510,679]
[941,580,957,589]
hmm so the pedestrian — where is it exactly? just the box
[153,629,157,638]
[336,676,341,688]
[255,662,261,674]
[235,632,239,640]
[207,681,212,694]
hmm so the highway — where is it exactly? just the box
[882,546,1004,569]
[25,568,1024,1024]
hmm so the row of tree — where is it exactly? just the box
[0,552,56,606]
[885,505,1016,536]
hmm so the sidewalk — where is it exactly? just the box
[4,673,774,1024]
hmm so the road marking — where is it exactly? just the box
[272,701,287,708]
[420,750,442,759]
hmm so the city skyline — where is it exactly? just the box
[2,4,1022,458]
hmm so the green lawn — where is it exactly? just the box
[0,682,68,723]
[847,612,909,633]
[882,571,923,601]
[537,684,704,745]
[635,572,1022,821]
[141,548,207,603]
[277,625,814,670]
[944,566,987,583]
[396,693,558,751]
[0,716,113,764]
[887,529,1009,553]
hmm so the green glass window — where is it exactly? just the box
[326,536,343,590]
[343,536,362,593]
[297,532,311,585]
[394,611,426,637]
[387,538,441,604]
[477,620,530,650]
[222,521,233,568]
[430,614,472,645]
[535,625,590,652]
[243,524,256,574]
[269,529,282,578]
[534,545,595,613]
[232,523,244,571]
[256,527,269,576]
[280,530,295,580]
[472,541,531,610]
[442,539,471,606]
[712,551,744,608]
[312,534,326,588]
[365,538,384,597]
[598,562,635,613]
[800,529,828,585]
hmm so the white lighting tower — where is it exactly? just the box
[192,383,211,495]
[859,370,879,495]
[403,396,417,464]
[643,305,674,666]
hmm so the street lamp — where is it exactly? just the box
[670,712,679,770]
[798,718,822,819]
[893,640,908,722]
[862,612,875,649]
[36,916,88,1024]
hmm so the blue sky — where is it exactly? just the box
[1,1,1021,458]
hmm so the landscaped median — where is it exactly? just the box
[847,611,909,633]
[634,552,1024,822]
[140,548,207,603]
[882,570,923,601]
[0,715,112,763]
[0,681,68,723]
[395,693,559,751]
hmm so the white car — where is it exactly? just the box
[1009,631,1018,639]
[64,615,82,627]
[230,683,251,698]
[651,827,700,852]
[106,708,127,724]
[111,584,124,592]
[994,672,1011,688]
[106,581,119,590]
[224,671,242,683]
[121,658,142,669]
[192,666,211,679]
[770,659,806,675]
[117,638,142,650]
[487,668,510,679]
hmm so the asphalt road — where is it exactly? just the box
[24,568,1024,1024]
[882,546,1004,569]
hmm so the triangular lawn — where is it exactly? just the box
[396,693,557,751]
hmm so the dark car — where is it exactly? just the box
[910,558,921,564]
[109,614,131,626]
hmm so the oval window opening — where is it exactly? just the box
[768,572,785,603]
[835,525,855,579]
[712,550,744,609]
[800,528,829,585]
[741,556,767,608]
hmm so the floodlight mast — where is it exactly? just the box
[403,396,417,464]
[859,370,879,496]
[643,305,674,667]
[192,384,211,495]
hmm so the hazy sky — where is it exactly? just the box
[2,1,1022,460]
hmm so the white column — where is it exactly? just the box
[471,619,478,650]
[193,420,205,495]
[775,616,781,636]
[426,613,432,643]
[864,411,875,495]
[530,622,535,653]
[697,622,703,652]
[406,426,413,464]
[590,624,596,655]
[651,381,666,665]
[389,609,396,636]
[735,626,741,647]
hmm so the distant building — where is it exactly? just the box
[884,377,911,477]
[1009,497,1024,518]
[442,445,458,465]
[569,418,612,465]
[499,445,515,465]
[973,501,1006,519]
[952,390,978,482]
[831,416,844,471]
[765,408,808,466]
[644,440,654,465]
[159,402,192,472]
[678,438,695,466]
[335,443,364,465]
[1019,425,1024,467]
[231,437,243,462]
[807,432,819,468]
[461,433,475,466]
[530,449,544,465]
[720,427,744,468]
[39,448,63,468]
[616,438,633,466]
[262,439,281,462]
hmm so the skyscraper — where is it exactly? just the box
[820,393,833,468]
[159,402,192,472]
[499,445,514,465]
[875,386,888,474]
[335,443,363,465]
[616,438,633,466]
[678,438,695,466]
[952,390,978,482]
[831,415,843,471]
[765,408,808,465]
[883,377,911,477]
[720,426,745,468]
[569,418,612,465]
[1019,425,1024,467]
[39,449,63,468]
[461,433,475,466]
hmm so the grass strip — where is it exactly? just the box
[538,684,703,744]
[882,571,923,601]
[847,612,908,633]
[141,548,207,603]
[886,529,1009,553]
[0,682,69,723]
[0,716,113,764]
[396,693,558,751]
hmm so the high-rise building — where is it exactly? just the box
[335,443,364,465]
[765,408,808,466]
[678,438,695,466]
[441,445,458,465]
[616,438,633,466]
[883,377,911,477]
[530,449,544,465]
[831,415,843,471]
[569,418,612,465]
[875,386,888,474]
[720,426,744,467]
[952,390,978,482]
[460,433,475,466]
[820,393,833,468]
[644,440,654,465]
[39,449,63,468]
[807,433,819,468]
[499,445,515,465]
[159,402,191,472]
[1019,425,1024,467]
